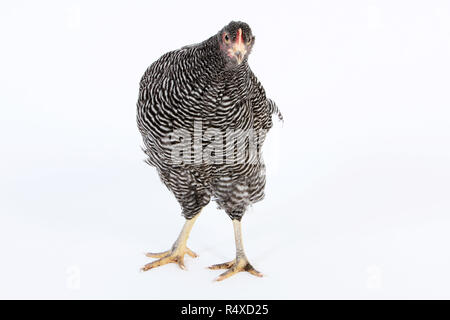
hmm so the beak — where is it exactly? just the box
[234,51,244,64]
[231,28,247,64]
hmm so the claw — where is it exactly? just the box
[142,246,197,272]
[209,258,263,281]
[142,216,201,272]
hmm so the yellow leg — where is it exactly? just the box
[142,214,200,271]
[209,219,263,281]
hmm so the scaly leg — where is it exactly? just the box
[142,214,200,271]
[209,219,263,281]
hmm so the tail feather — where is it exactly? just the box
[267,99,283,123]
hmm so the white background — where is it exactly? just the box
[1,0,449,299]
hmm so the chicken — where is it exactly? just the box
[136,21,282,281]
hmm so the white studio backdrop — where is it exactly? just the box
[0,0,449,299]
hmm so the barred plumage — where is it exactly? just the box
[136,22,281,222]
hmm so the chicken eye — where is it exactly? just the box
[224,34,230,43]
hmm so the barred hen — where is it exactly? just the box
[136,21,282,281]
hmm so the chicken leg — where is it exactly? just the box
[209,219,263,281]
[142,214,200,271]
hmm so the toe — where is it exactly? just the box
[209,260,235,270]
[244,262,263,277]
[145,251,169,258]
[215,268,238,282]
[186,248,198,258]
[141,256,172,271]
[248,268,263,277]
[177,257,186,270]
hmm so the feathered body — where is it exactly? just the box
[137,22,281,221]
